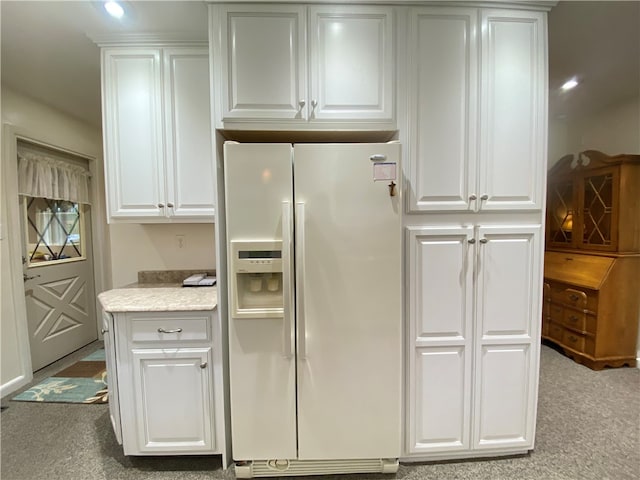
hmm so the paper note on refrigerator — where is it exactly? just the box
[373,162,397,181]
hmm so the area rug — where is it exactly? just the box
[12,349,108,404]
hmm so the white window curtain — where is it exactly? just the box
[18,151,91,204]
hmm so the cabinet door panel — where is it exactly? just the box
[163,49,215,218]
[102,49,164,218]
[131,348,214,453]
[475,345,532,448]
[479,10,545,211]
[310,6,393,121]
[218,5,306,120]
[477,226,540,338]
[411,347,470,454]
[408,226,474,340]
[408,8,477,212]
[406,226,473,455]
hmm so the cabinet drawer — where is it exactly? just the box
[549,303,563,322]
[562,330,585,352]
[562,309,597,334]
[549,283,598,311]
[548,322,564,342]
[558,288,587,308]
[129,315,211,343]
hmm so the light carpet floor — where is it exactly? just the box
[1,342,639,480]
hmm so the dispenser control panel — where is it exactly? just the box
[230,240,285,319]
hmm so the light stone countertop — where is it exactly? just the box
[98,285,217,312]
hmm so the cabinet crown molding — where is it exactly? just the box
[206,0,556,11]
[91,32,207,47]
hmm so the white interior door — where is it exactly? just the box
[294,143,402,459]
[21,197,97,371]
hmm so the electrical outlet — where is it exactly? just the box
[176,235,186,249]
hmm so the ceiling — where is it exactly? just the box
[1,1,639,129]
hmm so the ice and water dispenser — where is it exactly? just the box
[230,240,284,318]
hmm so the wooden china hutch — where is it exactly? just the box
[543,150,640,369]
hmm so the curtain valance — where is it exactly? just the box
[18,152,91,204]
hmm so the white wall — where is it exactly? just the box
[549,96,640,166]
[548,95,640,363]
[109,223,216,287]
[1,87,104,396]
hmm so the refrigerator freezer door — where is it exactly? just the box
[224,142,297,460]
[294,143,402,459]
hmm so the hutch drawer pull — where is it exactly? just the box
[569,294,580,302]
[157,327,183,334]
[568,315,579,323]
[567,335,578,343]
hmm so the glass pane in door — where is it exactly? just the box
[583,173,613,247]
[25,197,84,265]
[547,179,574,245]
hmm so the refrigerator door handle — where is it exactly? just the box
[282,201,294,358]
[296,201,307,360]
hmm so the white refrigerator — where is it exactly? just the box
[223,142,402,477]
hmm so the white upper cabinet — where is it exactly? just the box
[308,6,394,122]
[163,48,216,219]
[102,46,214,222]
[211,4,394,129]
[217,5,306,121]
[478,10,546,212]
[407,8,546,212]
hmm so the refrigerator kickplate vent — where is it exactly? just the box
[235,459,399,478]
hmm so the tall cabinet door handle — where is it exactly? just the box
[469,194,477,201]
[296,201,307,360]
[281,201,294,358]
[480,194,489,201]
[479,238,488,244]
[468,238,476,244]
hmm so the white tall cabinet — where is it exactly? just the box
[402,5,547,461]
[101,45,215,222]
[209,4,395,129]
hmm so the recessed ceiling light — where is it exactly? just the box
[561,78,579,91]
[104,1,124,19]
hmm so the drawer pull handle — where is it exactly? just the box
[200,362,207,369]
[157,327,182,334]
[569,316,579,322]
[569,294,580,302]
[568,335,578,343]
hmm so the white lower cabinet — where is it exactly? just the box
[405,225,541,459]
[130,348,214,453]
[102,310,224,458]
